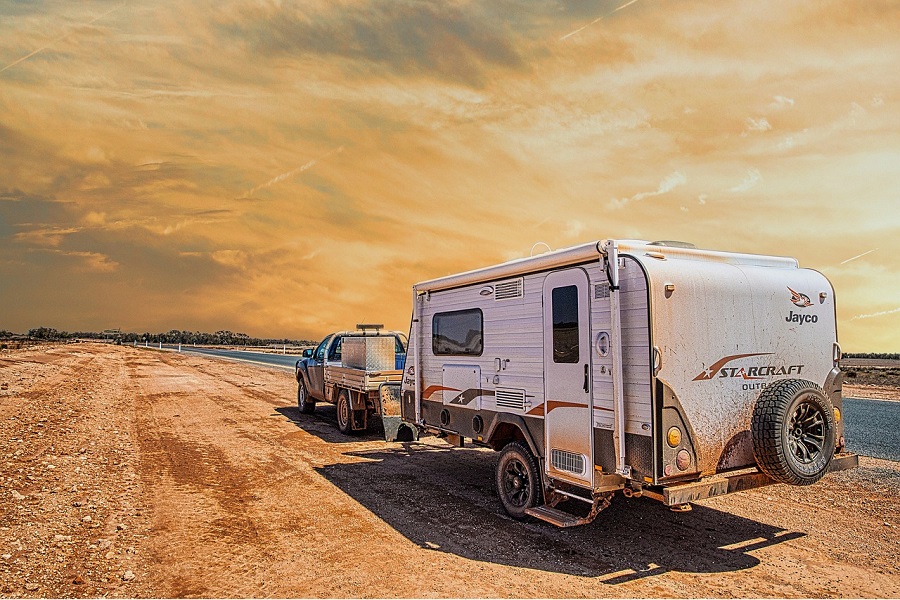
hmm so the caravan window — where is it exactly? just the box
[552,285,579,363]
[432,309,483,356]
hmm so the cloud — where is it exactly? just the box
[840,248,878,265]
[218,1,528,86]
[770,96,795,109]
[729,168,762,193]
[608,171,687,210]
[851,306,900,321]
[744,117,772,133]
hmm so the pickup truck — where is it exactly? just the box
[295,326,410,438]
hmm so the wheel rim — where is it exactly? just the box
[338,398,349,428]
[298,383,306,405]
[787,398,826,464]
[502,457,532,508]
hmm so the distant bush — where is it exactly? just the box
[843,352,900,360]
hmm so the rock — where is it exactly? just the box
[25,583,39,591]
[122,570,135,582]
[1,554,11,560]
[105,551,115,560]
[11,490,26,501]
[82,516,92,523]
[116,523,126,531]
[97,539,111,549]
[54,534,72,542]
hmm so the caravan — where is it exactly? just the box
[399,239,857,527]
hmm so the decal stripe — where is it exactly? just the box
[526,404,545,416]
[423,385,458,400]
[448,388,496,405]
[545,400,588,413]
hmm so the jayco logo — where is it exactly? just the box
[786,311,818,325]
[788,287,813,308]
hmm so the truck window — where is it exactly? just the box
[432,309,483,356]
[328,337,343,362]
[314,335,331,362]
[552,285,579,363]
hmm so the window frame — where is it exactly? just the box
[431,308,484,357]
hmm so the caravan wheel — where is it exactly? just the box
[496,442,542,519]
[752,379,836,486]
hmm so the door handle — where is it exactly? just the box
[583,364,590,393]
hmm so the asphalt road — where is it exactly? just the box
[843,397,900,461]
[159,344,303,370]
[152,345,900,461]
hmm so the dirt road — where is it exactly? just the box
[1,344,898,598]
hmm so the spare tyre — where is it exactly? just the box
[752,379,836,485]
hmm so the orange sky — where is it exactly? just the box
[1,0,898,351]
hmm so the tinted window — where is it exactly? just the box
[313,335,331,362]
[433,309,483,356]
[552,286,579,363]
[328,337,343,361]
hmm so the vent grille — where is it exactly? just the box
[594,283,610,299]
[551,449,586,475]
[494,278,524,300]
[495,387,526,410]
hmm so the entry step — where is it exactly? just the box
[525,505,588,528]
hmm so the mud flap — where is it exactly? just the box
[383,416,419,442]
[380,383,419,442]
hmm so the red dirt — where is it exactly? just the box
[1,343,898,598]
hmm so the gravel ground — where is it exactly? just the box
[1,343,898,598]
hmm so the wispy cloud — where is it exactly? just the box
[241,146,344,199]
[744,117,772,133]
[851,306,900,321]
[729,168,762,193]
[559,0,641,42]
[840,248,878,265]
[608,171,687,210]
[0,3,125,74]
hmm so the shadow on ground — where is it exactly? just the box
[276,405,803,581]
[274,405,389,444]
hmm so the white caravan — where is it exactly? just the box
[399,239,857,527]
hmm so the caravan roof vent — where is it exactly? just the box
[494,278,524,300]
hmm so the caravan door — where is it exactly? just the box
[542,268,593,488]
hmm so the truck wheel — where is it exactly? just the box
[336,389,354,435]
[297,378,316,414]
[752,379,836,486]
[496,441,542,519]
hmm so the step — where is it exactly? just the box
[524,505,588,528]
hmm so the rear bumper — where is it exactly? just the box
[658,452,859,506]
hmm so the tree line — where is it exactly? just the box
[1,327,315,347]
[843,352,900,360]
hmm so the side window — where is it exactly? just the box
[552,285,579,363]
[328,337,343,361]
[313,336,331,362]
[432,309,483,356]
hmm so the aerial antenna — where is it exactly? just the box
[530,242,552,257]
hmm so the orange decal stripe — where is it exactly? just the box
[545,400,589,413]
[422,385,459,400]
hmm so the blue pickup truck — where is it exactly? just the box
[295,326,407,435]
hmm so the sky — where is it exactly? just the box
[0,0,898,351]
